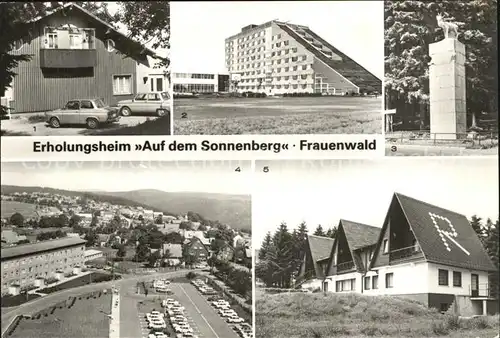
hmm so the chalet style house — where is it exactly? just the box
[297,193,498,316]
[3,3,169,113]
[296,234,334,290]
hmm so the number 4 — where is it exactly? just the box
[235,167,241,172]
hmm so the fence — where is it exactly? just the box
[386,130,499,148]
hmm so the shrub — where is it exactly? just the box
[186,271,197,280]
[444,315,461,330]
[431,320,449,335]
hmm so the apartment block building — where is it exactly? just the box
[225,20,381,96]
[1,237,86,295]
[297,193,498,316]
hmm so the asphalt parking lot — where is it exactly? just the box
[120,278,241,338]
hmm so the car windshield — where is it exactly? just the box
[94,99,105,108]
[161,92,170,100]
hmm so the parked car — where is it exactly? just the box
[117,92,170,117]
[45,98,120,129]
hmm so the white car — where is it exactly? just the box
[219,310,238,317]
[146,314,163,322]
[149,321,167,330]
[227,316,245,324]
[212,301,230,307]
[174,325,193,333]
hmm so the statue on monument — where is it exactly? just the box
[436,14,459,39]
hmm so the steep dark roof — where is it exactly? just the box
[276,23,381,93]
[391,193,495,271]
[307,234,335,278]
[1,237,86,260]
[340,219,381,250]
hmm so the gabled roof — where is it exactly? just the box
[369,193,496,272]
[29,2,157,57]
[306,234,335,278]
[340,219,380,251]
[185,236,209,252]
[325,220,379,274]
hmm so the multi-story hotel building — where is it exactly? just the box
[173,72,230,94]
[225,21,381,96]
[1,237,86,295]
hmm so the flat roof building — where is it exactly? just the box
[173,72,229,94]
[225,20,381,96]
[1,237,86,295]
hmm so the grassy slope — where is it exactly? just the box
[175,110,381,135]
[0,201,39,218]
[256,292,499,338]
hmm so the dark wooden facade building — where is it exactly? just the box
[6,3,157,113]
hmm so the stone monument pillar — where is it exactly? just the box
[428,38,467,140]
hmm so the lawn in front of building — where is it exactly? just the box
[9,291,111,338]
[174,96,382,134]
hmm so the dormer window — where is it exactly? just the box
[106,39,115,52]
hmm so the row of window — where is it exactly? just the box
[438,269,462,287]
[231,54,307,66]
[336,273,393,293]
[239,74,311,84]
[228,46,302,63]
[2,247,84,269]
[41,27,116,52]
[173,73,215,80]
[238,84,311,90]
[3,259,82,279]
[233,30,266,44]
[173,84,215,93]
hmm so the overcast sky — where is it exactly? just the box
[1,161,251,195]
[253,158,499,248]
[170,1,383,76]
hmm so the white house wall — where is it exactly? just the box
[364,261,429,295]
[136,56,169,93]
[426,262,489,296]
[324,271,363,293]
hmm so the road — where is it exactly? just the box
[1,115,157,136]
[171,283,239,338]
[385,144,498,156]
[1,271,189,335]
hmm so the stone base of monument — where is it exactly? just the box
[429,38,467,141]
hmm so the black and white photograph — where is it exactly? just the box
[384,0,498,156]
[1,2,171,136]
[171,1,383,135]
[254,158,499,338]
[1,161,253,338]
